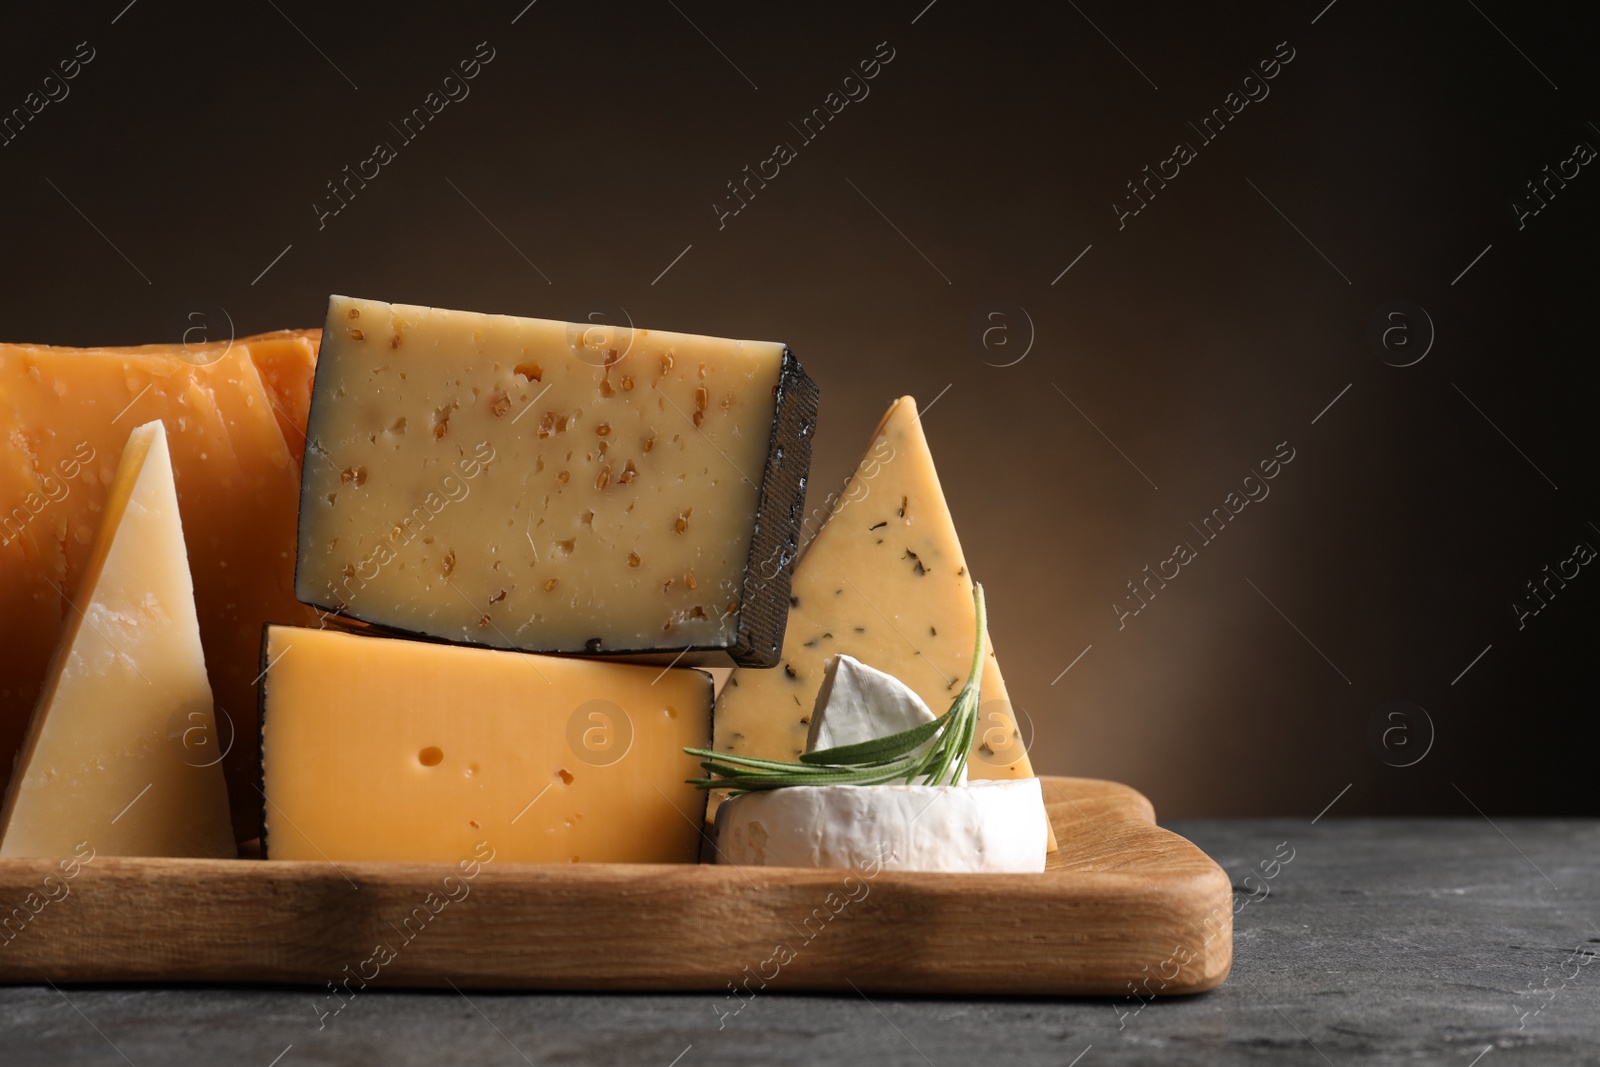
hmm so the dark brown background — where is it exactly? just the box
[2,1,1595,816]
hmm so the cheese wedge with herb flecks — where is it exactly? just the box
[710,395,1055,849]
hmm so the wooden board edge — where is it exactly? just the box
[0,776,1233,996]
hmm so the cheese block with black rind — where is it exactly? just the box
[295,296,817,668]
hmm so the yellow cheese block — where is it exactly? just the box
[261,626,712,863]
[711,396,1055,847]
[0,421,235,858]
[0,331,321,841]
[296,295,817,666]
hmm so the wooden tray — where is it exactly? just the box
[0,776,1231,996]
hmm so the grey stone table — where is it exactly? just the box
[1,819,1596,1066]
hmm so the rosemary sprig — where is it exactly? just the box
[685,584,988,792]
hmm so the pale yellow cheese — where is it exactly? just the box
[261,625,712,863]
[711,396,1052,845]
[296,295,812,664]
[0,421,235,858]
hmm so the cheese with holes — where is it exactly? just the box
[0,422,235,858]
[715,779,1047,872]
[0,330,321,841]
[711,396,1054,848]
[261,625,712,863]
[294,296,817,667]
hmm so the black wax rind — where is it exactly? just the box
[724,348,818,667]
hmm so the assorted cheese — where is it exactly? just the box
[709,395,1054,848]
[0,422,235,859]
[715,655,1047,872]
[0,330,321,842]
[295,296,817,666]
[0,295,1057,872]
[260,625,710,864]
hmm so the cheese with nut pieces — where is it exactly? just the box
[0,422,235,859]
[261,625,712,863]
[715,779,1047,872]
[711,395,1052,847]
[0,330,321,841]
[295,295,817,667]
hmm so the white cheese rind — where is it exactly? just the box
[805,654,965,785]
[714,779,1047,873]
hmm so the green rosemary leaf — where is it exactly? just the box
[705,759,930,792]
[683,749,841,774]
[796,712,948,765]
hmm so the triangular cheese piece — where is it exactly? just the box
[0,332,319,843]
[0,421,235,858]
[712,396,1055,848]
[805,654,963,784]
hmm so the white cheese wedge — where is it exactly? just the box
[715,779,1047,873]
[805,654,965,785]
